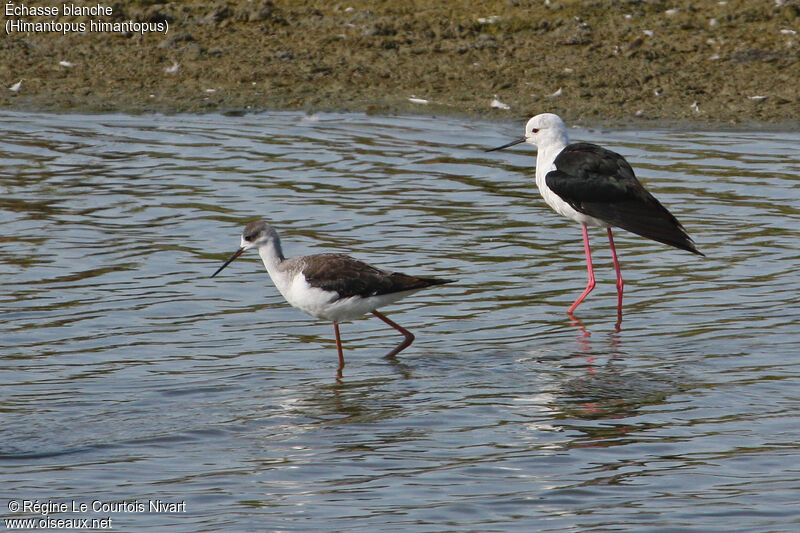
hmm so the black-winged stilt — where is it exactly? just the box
[211,220,454,369]
[487,113,702,315]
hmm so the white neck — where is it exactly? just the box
[257,234,285,279]
[534,131,569,190]
[535,141,568,189]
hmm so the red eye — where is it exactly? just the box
[531,128,539,133]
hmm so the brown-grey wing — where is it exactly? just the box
[301,254,453,299]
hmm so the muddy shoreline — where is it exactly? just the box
[1,1,798,126]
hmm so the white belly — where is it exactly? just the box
[310,290,418,322]
[536,156,607,228]
[272,270,421,322]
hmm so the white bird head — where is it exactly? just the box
[486,112,570,152]
[523,113,569,147]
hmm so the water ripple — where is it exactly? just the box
[1,111,799,532]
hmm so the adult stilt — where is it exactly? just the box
[486,112,702,315]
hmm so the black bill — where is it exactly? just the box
[211,247,245,278]
[485,138,526,152]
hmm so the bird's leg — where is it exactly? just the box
[372,310,415,358]
[607,228,624,319]
[567,223,596,314]
[332,322,345,369]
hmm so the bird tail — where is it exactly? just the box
[609,203,704,256]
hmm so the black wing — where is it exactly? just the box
[545,143,703,255]
[301,254,454,300]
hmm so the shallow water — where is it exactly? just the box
[1,111,799,532]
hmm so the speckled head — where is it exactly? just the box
[240,219,279,250]
[211,219,282,278]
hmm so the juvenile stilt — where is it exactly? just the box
[212,220,454,369]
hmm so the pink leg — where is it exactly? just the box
[607,228,624,316]
[372,310,415,358]
[332,322,345,369]
[567,223,596,314]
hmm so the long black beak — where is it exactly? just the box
[211,247,245,278]
[485,138,526,152]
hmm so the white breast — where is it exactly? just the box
[535,147,608,228]
[270,269,423,323]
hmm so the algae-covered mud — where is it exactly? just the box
[1,0,798,123]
